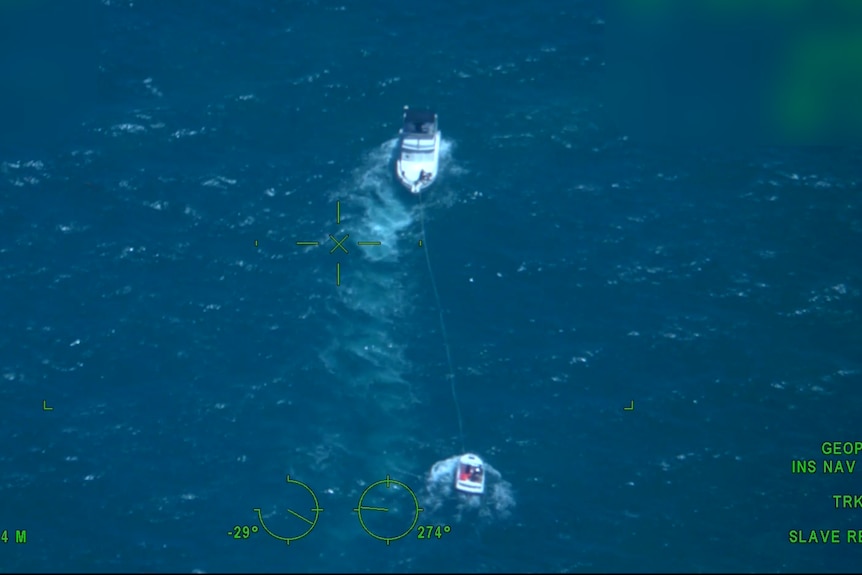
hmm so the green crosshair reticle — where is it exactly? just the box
[295,200,382,286]
[253,475,324,546]
[353,475,424,545]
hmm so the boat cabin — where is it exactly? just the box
[402,109,437,138]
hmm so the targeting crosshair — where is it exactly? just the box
[295,200,383,286]
[254,475,323,546]
[353,475,423,545]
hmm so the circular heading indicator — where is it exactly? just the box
[353,475,423,545]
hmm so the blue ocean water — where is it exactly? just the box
[2,1,861,572]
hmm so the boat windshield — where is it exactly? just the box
[459,464,483,482]
[404,122,435,135]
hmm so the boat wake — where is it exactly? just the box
[333,138,414,263]
[318,139,417,414]
[313,136,483,495]
[317,137,460,412]
[424,455,516,523]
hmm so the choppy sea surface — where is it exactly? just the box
[1,1,861,573]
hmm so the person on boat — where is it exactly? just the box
[469,467,482,482]
[459,467,471,481]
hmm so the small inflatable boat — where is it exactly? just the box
[455,453,485,495]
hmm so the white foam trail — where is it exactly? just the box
[317,136,464,414]
[318,140,416,411]
[329,139,413,263]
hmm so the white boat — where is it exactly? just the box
[395,106,440,194]
[455,453,485,495]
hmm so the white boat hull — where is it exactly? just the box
[455,476,484,495]
[454,453,485,495]
[395,107,440,194]
[396,132,440,194]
